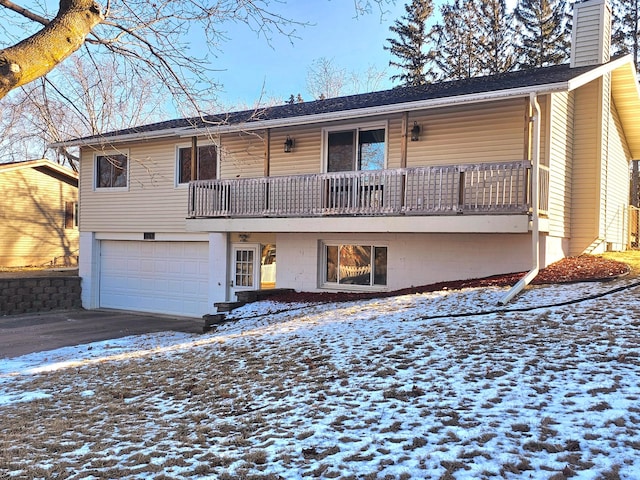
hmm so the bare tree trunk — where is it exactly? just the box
[0,0,103,100]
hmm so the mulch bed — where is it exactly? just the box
[268,255,630,304]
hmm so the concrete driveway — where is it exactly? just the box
[0,309,203,359]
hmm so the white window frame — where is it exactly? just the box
[175,141,219,187]
[94,149,130,191]
[320,241,389,291]
[320,120,389,173]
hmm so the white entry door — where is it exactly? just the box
[231,244,260,300]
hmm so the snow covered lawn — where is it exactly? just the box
[2,279,640,479]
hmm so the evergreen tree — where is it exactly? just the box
[385,0,437,86]
[514,0,570,68]
[477,0,517,75]
[611,0,639,70]
[433,0,484,80]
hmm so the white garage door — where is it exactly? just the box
[100,241,209,317]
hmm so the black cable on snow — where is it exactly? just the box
[215,279,640,328]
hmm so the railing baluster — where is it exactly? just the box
[186,160,536,218]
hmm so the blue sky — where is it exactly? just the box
[208,1,518,109]
[209,1,408,107]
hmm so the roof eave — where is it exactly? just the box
[566,54,637,91]
[58,81,571,147]
[178,82,570,137]
[49,127,185,149]
[0,159,78,180]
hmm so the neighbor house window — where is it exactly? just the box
[177,144,217,184]
[325,124,386,172]
[64,202,78,229]
[323,243,387,287]
[96,152,128,188]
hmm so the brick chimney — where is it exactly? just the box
[570,0,612,68]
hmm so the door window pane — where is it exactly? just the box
[235,249,254,287]
[327,131,355,172]
[358,129,385,171]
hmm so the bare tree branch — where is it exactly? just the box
[0,0,104,99]
[0,0,50,26]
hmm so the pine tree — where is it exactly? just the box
[514,0,570,68]
[611,0,639,70]
[477,0,517,75]
[433,0,484,80]
[385,0,437,86]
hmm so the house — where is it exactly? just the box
[54,0,640,317]
[0,159,79,267]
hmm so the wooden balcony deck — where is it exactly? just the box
[188,161,545,219]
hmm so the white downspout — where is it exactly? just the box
[499,92,541,305]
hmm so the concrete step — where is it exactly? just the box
[202,313,227,333]
[214,301,246,312]
[236,288,295,303]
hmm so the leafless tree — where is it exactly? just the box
[306,57,347,100]
[0,0,308,106]
[0,55,169,168]
[0,1,395,105]
[306,57,387,100]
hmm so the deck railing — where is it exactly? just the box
[188,160,537,218]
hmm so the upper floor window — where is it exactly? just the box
[96,152,128,189]
[177,144,217,184]
[325,124,386,172]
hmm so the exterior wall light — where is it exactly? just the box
[284,136,295,153]
[410,122,421,142]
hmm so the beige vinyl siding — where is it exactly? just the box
[80,138,191,232]
[268,125,324,176]
[570,79,602,255]
[604,95,632,248]
[547,91,575,238]
[385,115,404,170]
[219,131,266,178]
[405,98,526,166]
[263,115,404,176]
[0,166,78,267]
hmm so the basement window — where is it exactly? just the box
[323,243,387,287]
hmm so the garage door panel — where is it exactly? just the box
[100,241,209,317]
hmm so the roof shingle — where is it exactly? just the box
[71,61,605,144]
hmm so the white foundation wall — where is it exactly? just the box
[541,234,570,268]
[276,232,536,292]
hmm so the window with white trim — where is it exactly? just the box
[177,144,217,184]
[95,152,128,189]
[323,243,387,287]
[325,124,386,172]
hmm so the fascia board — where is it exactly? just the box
[0,159,77,180]
[567,55,636,91]
[49,128,184,148]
